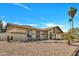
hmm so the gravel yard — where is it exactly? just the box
[0,40,78,56]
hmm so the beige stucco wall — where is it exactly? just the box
[10,34,27,42]
[0,33,8,41]
[31,30,36,40]
[40,31,48,40]
[7,27,28,41]
[56,34,63,39]
[47,31,49,40]
[48,30,55,39]
[0,32,27,42]
[48,28,63,40]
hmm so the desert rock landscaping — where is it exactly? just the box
[0,40,78,56]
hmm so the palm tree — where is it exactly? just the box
[67,7,77,45]
[68,7,77,30]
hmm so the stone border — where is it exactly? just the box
[72,47,79,56]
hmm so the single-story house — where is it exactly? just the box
[6,23,63,42]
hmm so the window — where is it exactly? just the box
[27,30,32,37]
[36,31,40,37]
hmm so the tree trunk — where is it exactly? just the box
[68,40,71,45]
[70,21,72,30]
[72,19,74,29]
[71,18,74,34]
[71,18,74,30]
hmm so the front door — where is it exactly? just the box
[27,30,32,41]
[50,32,52,40]
[36,31,40,40]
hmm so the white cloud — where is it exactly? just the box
[2,21,7,28]
[44,23,58,27]
[13,22,37,27]
[13,22,23,25]
[43,23,68,32]
[0,16,13,19]
[27,24,37,27]
[13,3,31,10]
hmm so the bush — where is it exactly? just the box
[64,33,76,41]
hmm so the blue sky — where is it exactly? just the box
[0,3,79,32]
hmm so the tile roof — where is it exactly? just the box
[7,23,63,32]
[7,23,47,31]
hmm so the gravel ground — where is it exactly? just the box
[0,40,77,56]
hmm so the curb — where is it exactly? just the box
[72,47,79,56]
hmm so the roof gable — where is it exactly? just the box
[43,26,63,33]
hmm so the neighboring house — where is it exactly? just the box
[6,23,63,42]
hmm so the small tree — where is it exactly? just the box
[72,28,79,39]
[64,28,79,45]
[64,32,76,45]
[0,20,3,32]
